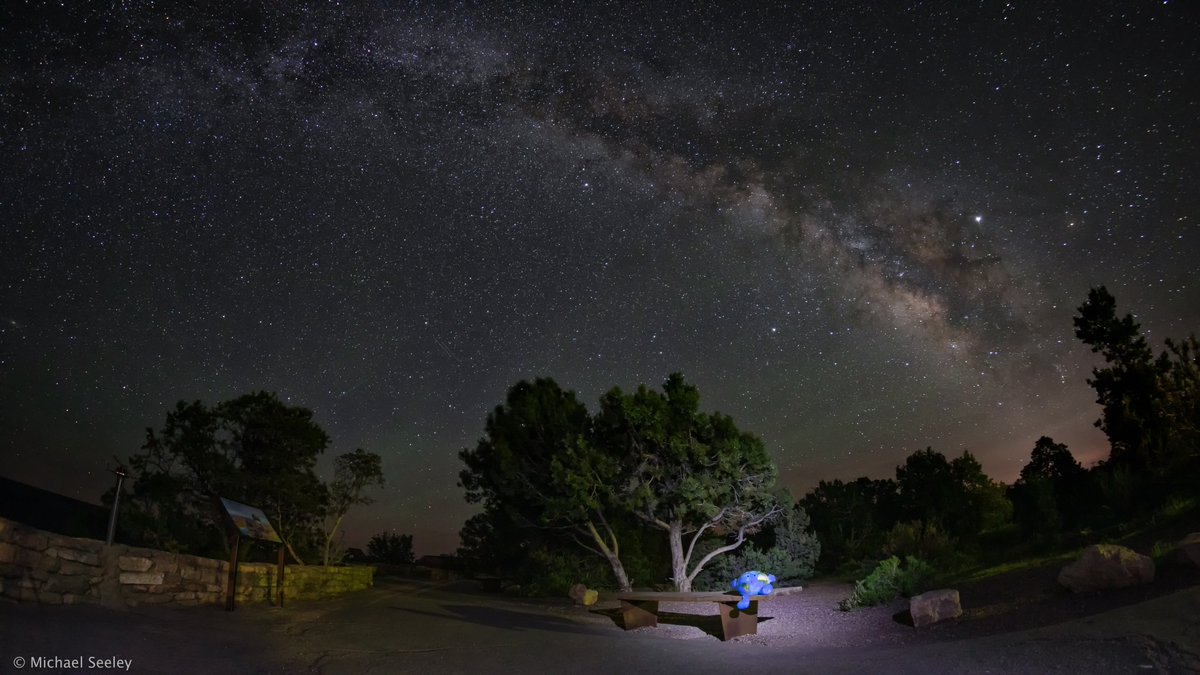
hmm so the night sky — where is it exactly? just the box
[2,2,1197,555]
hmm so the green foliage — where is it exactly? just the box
[838,556,935,611]
[895,448,1010,540]
[695,501,821,590]
[458,373,785,594]
[595,373,783,591]
[800,477,897,571]
[1009,476,1061,534]
[118,392,331,560]
[519,546,612,597]
[456,505,529,577]
[1010,436,1100,536]
[368,531,414,564]
[1157,495,1197,519]
[884,520,953,562]
[458,378,634,591]
[1149,539,1174,562]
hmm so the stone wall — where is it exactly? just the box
[0,517,373,607]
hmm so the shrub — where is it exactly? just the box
[692,503,821,591]
[1150,540,1175,562]
[368,532,415,564]
[885,520,953,561]
[519,546,611,597]
[838,555,935,611]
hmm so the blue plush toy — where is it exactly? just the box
[731,570,776,610]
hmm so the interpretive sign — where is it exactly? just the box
[218,497,282,543]
[215,496,286,611]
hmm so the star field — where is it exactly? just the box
[2,1,1197,555]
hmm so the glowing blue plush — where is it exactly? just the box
[731,570,776,610]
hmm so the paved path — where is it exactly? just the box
[2,578,1197,674]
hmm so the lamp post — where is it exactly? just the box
[105,465,128,546]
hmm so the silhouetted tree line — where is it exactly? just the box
[105,391,385,566]
[367,531,415,564]
[801,287,1199,572]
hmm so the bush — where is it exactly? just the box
[692,503,821,591]
[838,556,935,611]
[515,546,612,597]
[368,532,415,564]
[1150,539,1175,562]
[885,521,953,561]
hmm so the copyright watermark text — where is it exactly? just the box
[11,655,132,671]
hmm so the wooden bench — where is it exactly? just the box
[615,588,801,641]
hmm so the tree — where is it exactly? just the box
[800,477,897,570]
[1020,436,1085,485]
[368,531,414,564]
[1074,287,1200,502]
[458,379,635,591]
[895,447,957,532]
[949,450,1012,536]
[1157,336,1200,472]
[895,448,1009,540]
[1074,286,1165,470]
[457,504,526,577]
[1010,436,1094,532]
[120,392,330,561]
[322,449,385,566]
[596,373,783,592]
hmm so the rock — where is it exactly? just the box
[1058,544,1155,593]
[56,549,101,566]
[119,572,165,585]
[119,556,154,572]
[909,589,961,627]
[568,583,588,604]
[1176,533,1200,569]
[582,589,599,606]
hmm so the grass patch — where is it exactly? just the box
[947,551,1077,584]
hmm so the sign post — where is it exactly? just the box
[215,497,285,611]
[225,534,240,611]
[277,545,286,607]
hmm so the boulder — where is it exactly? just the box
[1176,533,1200,569]
[568,583,588,604]
[1058,544,1154,593]
[909,589,961,627]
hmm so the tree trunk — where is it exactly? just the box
[604,552,632,593]
[282,533,306,565]
[669,521,691,591]
[583,519,633,592]
[323,513,346,567]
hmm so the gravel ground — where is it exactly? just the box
[579,559,1200,652]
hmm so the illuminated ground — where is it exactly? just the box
[1,576,1196,674]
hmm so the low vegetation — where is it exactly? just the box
[838,556,935,611]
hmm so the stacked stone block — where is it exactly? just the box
[0,517,373,607]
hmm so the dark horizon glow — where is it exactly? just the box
[2,2,1196,555]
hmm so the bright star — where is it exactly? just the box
[974,215,983,223]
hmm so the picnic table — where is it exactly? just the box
[614,587,802,641]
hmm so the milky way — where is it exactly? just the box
[2,2,1197,554]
